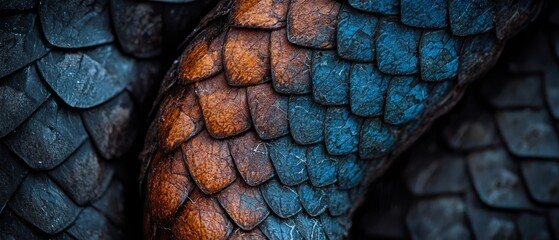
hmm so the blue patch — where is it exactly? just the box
[307,144,338,187]
[326,186,351,216]
[298,183,328,216]
[337,5,378,62]
[348,0,399,15]
[349,63,391,117]
[359,118,398,159]
[288,95,325,145]
[375,18,421,75]
[449,0,494,36]
[259,214,304,240]
[401,0,448,28]
[324,107,362,155]
[260,179,303,218]
[312,51,350,105]
[384,76,429,125]
[337,155,365,189]
[269,136,309,186]
[420,30,462,81]
[320,214,349,240]
[295,213,327,240]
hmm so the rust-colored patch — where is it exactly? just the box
[147,149,194,225]
[247,83,289,139]
[157,86,203,151]
[178,24,225,83]
[195,73,251,138]
[182,130,237,194]
[217,179,270,230]
[230,0,289,29]
[228,131,274,186]
[224,28,271,86]
[287,0,341,49]
[270,28,312,94]
[228,228,268,240]
[171,189,234,240]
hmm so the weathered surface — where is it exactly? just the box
[0,0,217,238]
[353,17,559,239]
[142,0,544,238]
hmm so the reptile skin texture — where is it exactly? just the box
[141,0,545,239]
[353,6,559,239]
[0,0,217,238]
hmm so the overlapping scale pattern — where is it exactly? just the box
[353,12,559,239]
[143,0,544,239]
[0,0,216,238]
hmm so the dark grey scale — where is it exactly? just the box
[38,0,115,48]
[48,141,115,206]
[406,196,470,239]
[0,208,43,239]
[92,179,127,227]
[351,9,559,239]
[481,73,545,108]
[0,143,29,212]
[81,92,139,159]
[110,0,164,58]
[0,0,217,238]
[403,147,469,195]
[35,46,134,108]
[66,207,124,239]
[0,13,50,79]
[8,174,82,235]
[0,65,51,137]
[441,95,501,151]
[465,190,518,240]
[2,98,89,171]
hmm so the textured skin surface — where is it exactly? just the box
[352,9,559,238]
[142,0,546,239]
[0,0,217,238]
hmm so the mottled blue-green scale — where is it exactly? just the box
[420,30,462,81]
[401,0,448,28]
[324,107,362,155]
[269,136,308,186]
[306,144,338,187]
[384,76,429,125]
[295,213,327,240]
[260,179,303,218]
[297,183,328,216]
[348,0,399,15]
[311,51,350,106]
[349,63,390,117]
[259,215,303,240]
[337,4,378,62]
[337,154,365,189]
[359,118,398,159]
[449,0,495,36]
[326,186,351,216]
[375,18,422,75]
[288,95,325,145]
